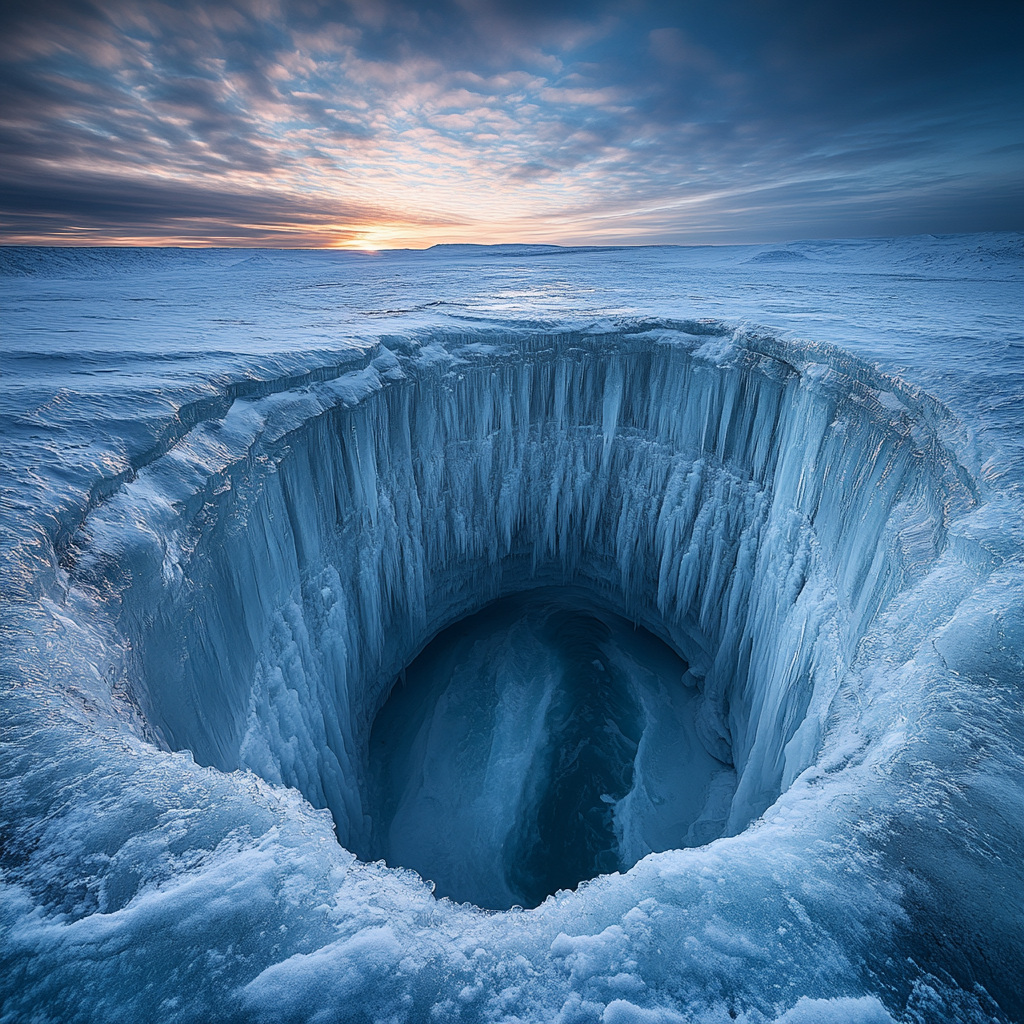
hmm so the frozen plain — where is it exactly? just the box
[1,235,1022,1023]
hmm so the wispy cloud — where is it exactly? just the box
[0,0,1020,245]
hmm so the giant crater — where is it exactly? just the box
[73,324,971,912]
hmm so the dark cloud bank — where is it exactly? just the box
[0,0,1021,245]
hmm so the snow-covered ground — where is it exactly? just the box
[1,235,1021,1023]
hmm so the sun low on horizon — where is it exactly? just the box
[1,0,1021,249]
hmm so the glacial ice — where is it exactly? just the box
[77,325,969,865]
[1,237,1022,1024]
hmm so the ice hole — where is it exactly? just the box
[99,329,960,918]
[360,588,732,910]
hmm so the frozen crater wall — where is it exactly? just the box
[72,325,971,910]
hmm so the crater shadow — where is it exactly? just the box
[362,588,733,910]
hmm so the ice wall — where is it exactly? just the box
[72,325,970,858]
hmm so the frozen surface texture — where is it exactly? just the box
[1,236,1022,1023]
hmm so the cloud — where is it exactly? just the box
[0,0,1021,245]
[0,164,458,246]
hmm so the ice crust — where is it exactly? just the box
[1,238,1022,1024]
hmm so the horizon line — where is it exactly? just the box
[2,229,1019,253]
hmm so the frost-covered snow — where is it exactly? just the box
[1,235,1022,1023]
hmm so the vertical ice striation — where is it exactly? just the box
[75,327,968,863]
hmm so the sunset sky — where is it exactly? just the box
[1,0,1021,248]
